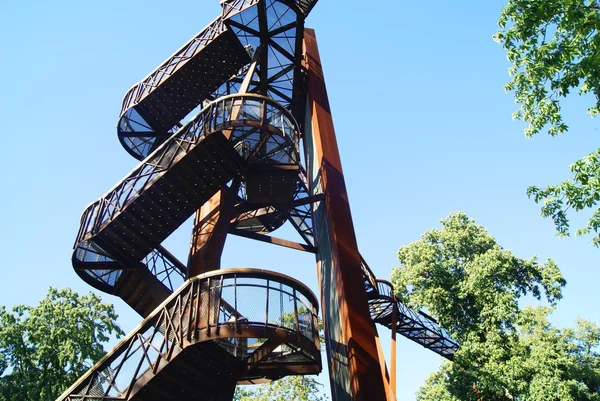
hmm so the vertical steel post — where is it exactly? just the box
[187,181,239,277]
[391,304,397,396]
[303,28,393,401]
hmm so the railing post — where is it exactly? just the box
[265,278,270,337]
[207,277,212,337]
[195,279,201,340]
[215,276,224,336]
[186,280,194,343]
[293,289,300,342]
[234,274,241,334]
[391,303,397,397]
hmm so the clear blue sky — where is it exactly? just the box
[1,1,599,400]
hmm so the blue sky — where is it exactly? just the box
[1,1,599,400]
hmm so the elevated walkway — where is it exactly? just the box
[360,260,459,360]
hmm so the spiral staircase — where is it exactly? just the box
[59,1,458,400]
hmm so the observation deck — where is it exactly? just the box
[58,269,321,401]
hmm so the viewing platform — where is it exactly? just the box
[57,269,321,401]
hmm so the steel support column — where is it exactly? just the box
[303,28,394,401]
[188,181,240,277]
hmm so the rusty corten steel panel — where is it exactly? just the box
[188,183,239,277]
[303,28,395,401]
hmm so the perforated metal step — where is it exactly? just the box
[118,19,251,160]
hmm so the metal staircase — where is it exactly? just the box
[57,270,321,401]
[74,94,299,316]
[118,18,250,160]
[64,0,460,399]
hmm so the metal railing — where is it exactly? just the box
[73,241,186,294]
[221,0,319,18]
[365,275,460,359]
[57,269,321,401]
[76,94,300,248]
[119,18,226,117]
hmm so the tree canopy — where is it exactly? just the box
[391,212,600,400]
[235,376,326,401]
[494,0,600,245]
[0,287,124,401]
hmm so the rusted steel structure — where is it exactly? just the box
[61,1,458,400]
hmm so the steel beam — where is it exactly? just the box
[303,28,395,401]
[228,227,317,253]
[188,181,240,277]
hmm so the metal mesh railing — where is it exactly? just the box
[394,302,458,358]
[74,241,186,293]
[143,246,186,291]
[363,271,460,359]
[76,94,300,248]
[221,0,319,19]
[119,18,226,117]
[287,170,316,246]
[57,269,320,401]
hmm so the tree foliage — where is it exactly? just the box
[234,376,327,401]
[392,213,600,400]
[0,288,124,401]
[392,212,564,338]
[527,152,600,245]
[494,0,600,245]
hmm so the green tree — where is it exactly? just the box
[235,376,326,401]
[391,212,600,400]
[0,287,124,401]
[494,0,600,245]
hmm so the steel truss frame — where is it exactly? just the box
[67,1,462,400]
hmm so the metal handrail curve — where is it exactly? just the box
[57,268,321,401]
[75,94,300,248]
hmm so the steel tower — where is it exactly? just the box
[59,1,458,400]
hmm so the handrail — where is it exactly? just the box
[56,268,321,401]
[360,257,460,359]
[76,94,300,248]
[119,17,226,117]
